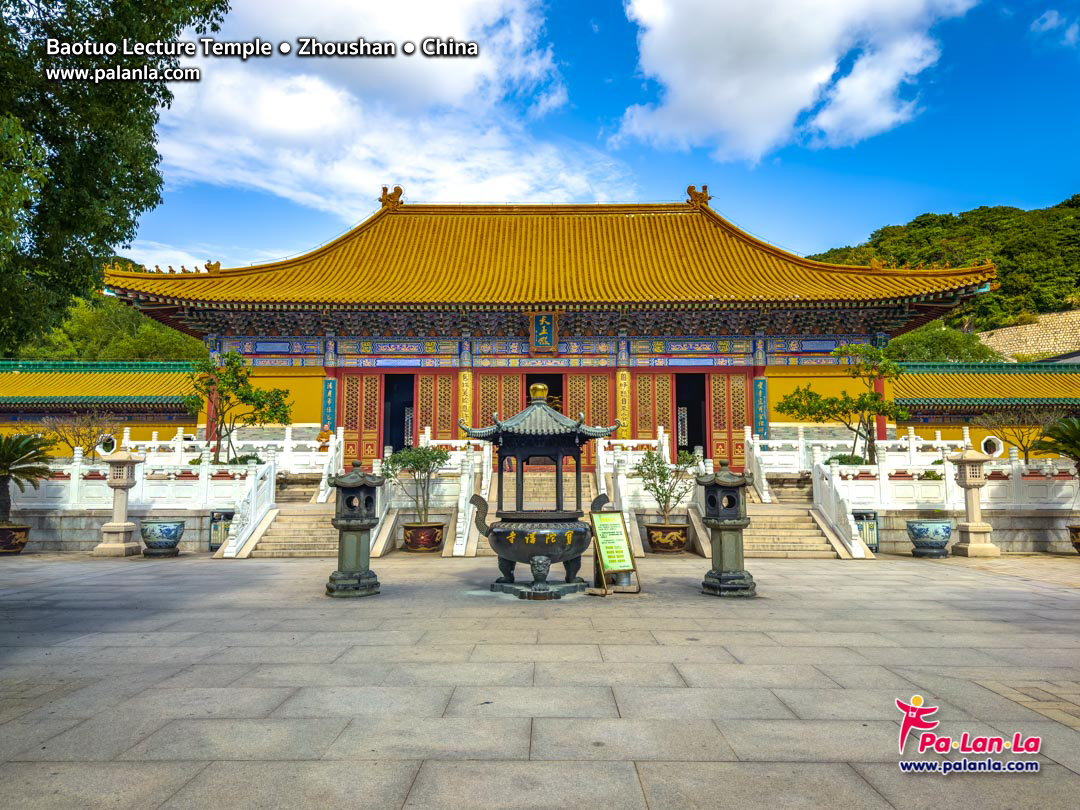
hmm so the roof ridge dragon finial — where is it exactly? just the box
[686,184,712,209]
[379,185,404,210]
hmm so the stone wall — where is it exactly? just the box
[13,507,217,554]
[875,508,1079,555]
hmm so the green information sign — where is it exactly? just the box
[591,512,635,572]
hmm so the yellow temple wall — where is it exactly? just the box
[249,367,325,423]
[764,366,874,422]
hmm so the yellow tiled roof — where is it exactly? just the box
[895,368,1080,405]
[0,366,193,406]
[104,198,996,307]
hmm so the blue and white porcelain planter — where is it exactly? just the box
[906,519,951,558]
[139,520,185,558]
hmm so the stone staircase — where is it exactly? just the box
[744,501,838,559]
[765,473,814,504]
[476,471,597,557]
[275,473,321,504]
[248,502,337,558]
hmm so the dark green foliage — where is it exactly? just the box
[384,446,452,524]
[0,433,52,524]
[825,454,865,465]
[809,196,1080,331]
[15,287,208,361]
[0,0,230,355]
[633,448,700,522]
[884,321,1003,363]
[1033,417,1080,473]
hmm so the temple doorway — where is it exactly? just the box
[524,373,564,413]
[383,374,414,454]
[675,373,708,458]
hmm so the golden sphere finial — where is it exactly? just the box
[529,382,549,401]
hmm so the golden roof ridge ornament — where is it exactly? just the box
[380,184,404,210]
[686,184,712,209]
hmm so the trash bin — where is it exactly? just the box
[209,511,234,552]
[853,510,879,553]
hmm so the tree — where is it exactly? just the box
[633,449,700,523]
[972,407,1067,464]
[39,410,120,460]
[809,195,1080,332]
[182,352,292,463]
[1033,417,1080,475]
[15,291,208,361]
[384,446,452,524]
[776,344,909,463]
[0,1,230,355]
[885,321,1003,363]
[0,434,52,525]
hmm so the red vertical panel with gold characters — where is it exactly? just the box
[341,373,383,467]
[708,372,750,470]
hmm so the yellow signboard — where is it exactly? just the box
[589,511,640,595]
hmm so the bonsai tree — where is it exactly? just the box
[183,352,293,463]
[0,434,53,525]
[633,448,700,524]
[383,446,451,524]
[1033,417,1080,475]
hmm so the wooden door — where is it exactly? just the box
[565,372,612,468]
[414,373,457,442]
[341,373,382,467]
[708,372,750,469]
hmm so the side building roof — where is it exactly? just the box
[895,363,1080,411]
[0,362,195,413]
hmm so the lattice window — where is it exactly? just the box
[344,376,360,431]
[501,375,521,419]
[711,375,728,431]
[403,406,413,447]
[436,375,454,438]
[590,374,609,426]
[731,375,747,428]
[636,374,653,437]
[677,406,688,448]
[480,374,499,420]
[417,375,434,433]
[567,374,587,420]
[362,377,379,431]
[655,374,672,435]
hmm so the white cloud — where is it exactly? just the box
[616,0,977,161]
[1031,9,1079,46]
[156,0,631,230]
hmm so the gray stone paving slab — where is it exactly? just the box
[531,717,736,761]
[201,645,350,664]
[714,719,902,762]
[723,645,872,665]
[675,663,838,688]
[109,687,294,719]
[470,644,602,662]
[323,717,531,760]
[636,761,892,809]
[403,761,647,809]
[154,664,255,688]
[444,686,619,717]
[772,688,971,721]
[614,686,796,719]
[160,760,419,809]
[386,662,533,686]
[985,719,1080,774]
[337,644,475,663]
[0,761,210,809]
[13,714,173,761]
[534,662,684,686]
[119,718,348,760]
[599,643,738,663]
[853,761,1080,810]
[0,717,82,760]
[272,686,454,718]
[244,663,393,687]
[813,664,921,689]
[652,630,780,646]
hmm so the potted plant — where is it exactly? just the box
[1033,417,1080,553]
[906,510,952,558]
[634,448,700,553]
[385,445,451,552]
[0,434,53,555]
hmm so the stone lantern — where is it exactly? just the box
[697,462,756,597]
[326,461,385,597]
[947,448,999,557]
[91,451,144,557]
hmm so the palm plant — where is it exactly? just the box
[1033,417,1080,475]
[0,434,53,525]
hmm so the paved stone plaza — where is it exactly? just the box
[3,553,1080,808]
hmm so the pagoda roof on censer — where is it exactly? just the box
[460,383,619,445]
[104,185,997,326]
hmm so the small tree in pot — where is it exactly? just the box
[0,434,53,555]
[384,446,451,552]
[634,448,700,553]
[1032,417,1080,553]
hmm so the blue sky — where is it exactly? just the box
[130,0,1080,271]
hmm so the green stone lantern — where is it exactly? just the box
[326,461,385,598]
[697,462,756,597]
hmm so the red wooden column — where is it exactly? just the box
[874,376,887,440]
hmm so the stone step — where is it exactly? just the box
[744,550,838,559]
[743,531,827,540]
[744,543,834,551]
[255,542,339,551]
[249,550,336,558]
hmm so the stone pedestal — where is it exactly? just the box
[326,526,379,598]
[91,452,143,557]
[702,524,756,597]
[948,449,1000,558]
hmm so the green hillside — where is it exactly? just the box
[808,195,1080,332]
